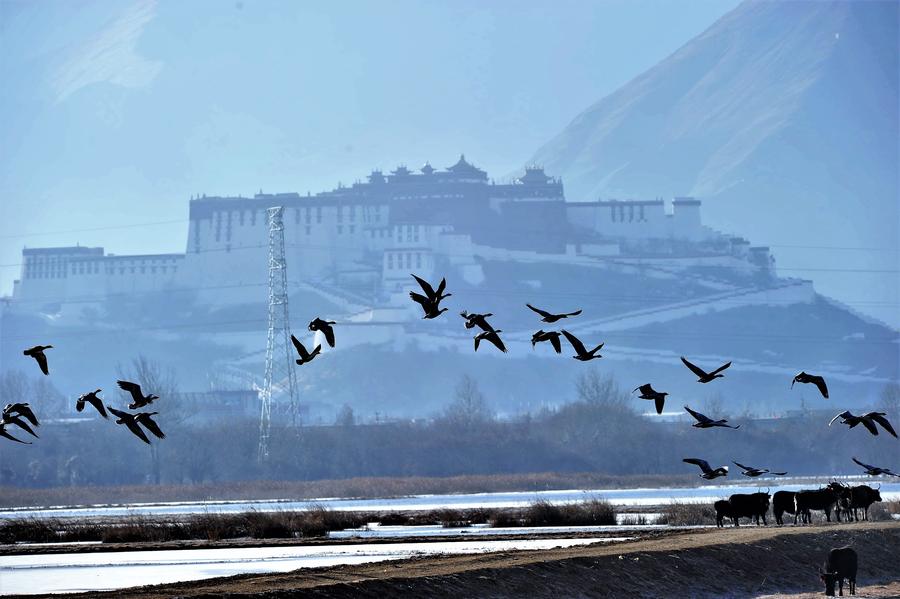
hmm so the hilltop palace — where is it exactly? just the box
[11,156,791,317]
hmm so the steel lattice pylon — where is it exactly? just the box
[258,206,298,461]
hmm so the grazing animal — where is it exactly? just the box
[474,329,506,353]
[848,484,882,521]
[409,275,451,319]
[733,461,787,477]
[713,500,732,528]
[117,380,159,410]
[791,371,828,399]
[682,458,728,480]
[3,403,39,427]
[852,457,900,477]
[684,405,740,429]
[829,411,897,438]
[773,490,798,525]
[460,311,495,332]
[560,330,603,361]
[308,318,336,348]
[0,423,31,444]
[76,390,108,418]
[632,384,668,415]
[727,492,771,526]
[531,330,562,353]
[107,407,151,445]
[525,304,582,323]
[680,356,731,383]
[819,546,857,596]
[23,345,52,375]
[290,335,321,366]
[795,486,840,524]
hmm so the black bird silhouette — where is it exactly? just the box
[682,458,728,480]
[560,330,603,361]
[526,304,582,323]
[632,384,669,415]
[732,461,787,477]
[852,457,900,477]
[410,275,451,319]
[0,423,31,444]
[460,311,495,332]
[681,356,731,383]
[117,380,159,410]
[76,389,108,418]
[291,335,321,366]
[791,371,828,399]
[135,412,166,439]
[531,330,562,353]
[3,403,39,427]
[1,408,39,438]
[108,407,151,444]
[23,345,52,375]
[474,329,506,353]
[308,317,336,348]
[684,405,740,429]
[829,411,897,438]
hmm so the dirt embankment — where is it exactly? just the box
[17,522,900,598]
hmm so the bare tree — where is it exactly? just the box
[441,375,493,429]
[879,383,900,420]
[576,370,629,412]
[334,404,355,427]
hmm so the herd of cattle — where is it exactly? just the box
[712,482,883,527]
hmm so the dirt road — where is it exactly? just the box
[11,522,899,598]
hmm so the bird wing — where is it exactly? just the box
[322,324,335,348]
[589,342,604,355]
[654,395,665,415]
[633,384,654,395]
[860,418,879,436]
[561,330,587,355]
[684,405,712,424]
[549,335,561,354]
[435,277,447,298]
[34,351,49,375]
[107,406,130,420]
[0,427,31,444]
[7,416,38,438]
[87,396,108,418]
[732,461,754,471]
[291,334,305,356]
[117,380,143,402]
[708,361,732,377]
[411,274,436,298]
[852,457,875,470]
[526,304,552,319]
[16,404,39,426]
[138,415,166,439]
[489,333,507,353]
[811,375,828,399]
[473,335,482,352]
[790,374,799,389]
[124,420,151,444]
[868,413,898,438]
[683,458,711,473]
[563,309,583,317]
[680,357,708,378]
[829,411,852,426]
[409,291,429,307]
[771,472,788,476]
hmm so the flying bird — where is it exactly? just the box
[681,356,731,383]
[117,380,159,410]
[291,335,321,366]
[682,458,729,480]
[1,408,39,438]
[561,330,603,361]
[0,423,31,445]
[23,345,52,376]
[531,330,562,353]
[684,405,740,429]
[829,411,897,438]
[2,403,39,427]
[409,275,451,319]
[308,318,336,348]
[76,390,108,418]
[526,304,582,323]
[474,329,506,353]
[632,384,669,415]
[852,457,900,477]
[108,407,151,445]
[135,412,166,439]
[460,311,495,332]
[732,461,787,477]
[791,371,828,399]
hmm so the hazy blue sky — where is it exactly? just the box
[0,0,742,295]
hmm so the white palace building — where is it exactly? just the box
[11,156,781,317]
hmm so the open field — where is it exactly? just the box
[5,521,898,598]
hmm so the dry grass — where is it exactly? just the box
[658,501,717,526]
[491,498,617,528]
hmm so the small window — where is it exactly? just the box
[305,225,311,235]
[349,225,355,234]
[415,253,422,268]
[316,207,322,223]
[337,225,343,235]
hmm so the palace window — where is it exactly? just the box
[413,226,420,243]
[337,225,343,235]
[387,254,394,269]
[316,207,322,223]
[610,206,616,223]
[415,253,422,268]
[305,226,311,235]
[349,225,355,234]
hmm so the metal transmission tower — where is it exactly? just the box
[258,206,299,461]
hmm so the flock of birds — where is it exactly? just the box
[3,274,898,481]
